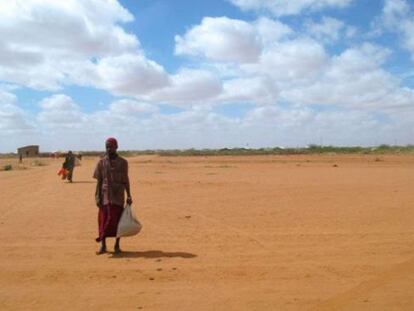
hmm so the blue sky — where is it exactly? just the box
[0,0,413,152]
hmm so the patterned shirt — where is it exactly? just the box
[93,155,129,207]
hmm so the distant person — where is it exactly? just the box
[93,137,132,254]
[63,151,76,182]
[19,153,22,163]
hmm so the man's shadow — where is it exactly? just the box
[109,250,197,259]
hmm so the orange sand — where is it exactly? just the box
[0,154,413,310]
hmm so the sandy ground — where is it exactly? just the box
[0,154,413,310]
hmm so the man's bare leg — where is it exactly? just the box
[114,238,121,253]
[68,169,73,183]
[97,238,107,255]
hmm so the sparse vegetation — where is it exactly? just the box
[153,145,414,156]
[31,160,45,166]
[2,164,12,171]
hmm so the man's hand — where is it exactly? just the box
[95,196,101,208]
[126,196,133,205]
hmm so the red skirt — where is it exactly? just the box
[96,204,123,242]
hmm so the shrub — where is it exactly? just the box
[3,164,12,171]
[32,160,45,166]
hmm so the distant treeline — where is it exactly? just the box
[148,144,414,156]
[1,145,414,158]
[81,144,414,157]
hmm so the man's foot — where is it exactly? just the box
[96,246,107,255]
[114,238,121,254]
[114,245,122,254]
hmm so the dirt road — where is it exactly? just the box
[1,154,413,310]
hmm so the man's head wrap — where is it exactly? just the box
[105,137,118,149]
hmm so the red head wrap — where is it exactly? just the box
[105,137,118,149]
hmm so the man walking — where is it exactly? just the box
[63,151,76,183]
[93,137,132,254]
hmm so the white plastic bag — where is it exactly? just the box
[116,204,142,238]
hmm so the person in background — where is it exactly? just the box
[93,137,132,254]
[63,151,75,183]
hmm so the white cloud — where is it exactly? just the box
[0,0,171,96]
[382,0,410,26]
[242,105,389,146]
[219,76,279,105]
[254,17,293,44]
[145,69,222,105]
[0,0,136,57]
[244,105,314,129]
[228,0,352,17]
[1,0,413,151]
[0,91,413,152]
[0,88,33,132]
[175,17,262,63]
[305,17,345,42]
[37,94,85,127]
[380,0,414,61]
[174,16,329,93]
[282,44,414,110]
[109,99,159,114]
[250,38,328,83]
[173,16,414,112]
[345,25,358,38]
[39,94,78,111]
[0,87,17,105]
[95,53,170,96]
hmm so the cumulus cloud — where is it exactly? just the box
[109,99,159,115]
[218,76,279,105]
[305,17,346,42]
[242,105,390,146]
[381,0,410,26]
[0,87,17,105]
[1,0,413,151]
[145,69,223,105]
[228,0,352,17]
[255,17,293,45]
[95,54,170,96]
[0,0,170,96]
[251,38,328,83]
[380,0,414,61]
[282,44,414,110]
[0,88,33,132]
[37,94,85,127]
[175,16,295,64]
[0,0,136,56]
[1,90,413,152]
[174,15,414,112]
[36,95,159,134]
[175,17,262,63]
[174,16,327,85]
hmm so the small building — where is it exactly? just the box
[17,145,39,158]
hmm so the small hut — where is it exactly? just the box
[17,145,39,158]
